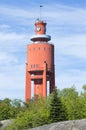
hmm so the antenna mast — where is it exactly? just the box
[40,5,43,20]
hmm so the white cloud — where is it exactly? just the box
[56,69,86,92]
[0,32,27,100]
[0,52,18,65]
[54,34,86,59]
[0,89,24,100]
[0,4,86,26]
[0,32,28,53]
[54,33,86,91]
[0,64,25,99]
[44,4,86,25]
[0,6,34,18]
[0,32,27,41]
[0,24,10,30]
[0,64,25,88]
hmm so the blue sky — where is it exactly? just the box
[0,0,86,100]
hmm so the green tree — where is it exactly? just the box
[82,84,86,92]
[0,98,12,120]
[61,86,85,120]
[49,88,67,123]
[0,98,24,121]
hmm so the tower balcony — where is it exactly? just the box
[30,34,51,42]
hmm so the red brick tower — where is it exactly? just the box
[25,19,55,101]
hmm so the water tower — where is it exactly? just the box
[25,17,55,101]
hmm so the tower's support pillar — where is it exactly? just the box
[43,62,47,97]
[25,64,31,101]
[50,72,55,93]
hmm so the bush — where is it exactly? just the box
[7,98,50,129]
[0,121,3,127]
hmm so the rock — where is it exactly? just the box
[0,119,86,130]
[0,119,13,129]
[30,119,86,130]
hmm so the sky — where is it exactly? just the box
[0,0,86,100]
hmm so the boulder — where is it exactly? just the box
[30,119,86,130]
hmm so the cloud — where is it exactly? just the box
[0,89,24,100]
[0,32,27,100]
[0,6,34,18]
[0,32,27,41]
[0,52,18,65]
[0,63,25,100]
[54,34,86,59]
[56,69,86,92]
[0,64,25,88]
[54,33,86,92]
[0,4,86,27]
[0,24,10,30]
[0,32,28,53]
[44,4,86,25]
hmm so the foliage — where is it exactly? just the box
[1,85,86,129]
[0,121,3,127]
[0,98,24,121]
[49,88,67,123]
[60,86,86,120]
[82,84,86,92]
[7,97,50,130]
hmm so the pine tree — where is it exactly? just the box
[49,88,67,123]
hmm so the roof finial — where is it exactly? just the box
[40,5,43,20]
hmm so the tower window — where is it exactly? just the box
[36,64,38,68]
[44,47,46,51]
[31,65,32,68]
[38,47,40,50]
